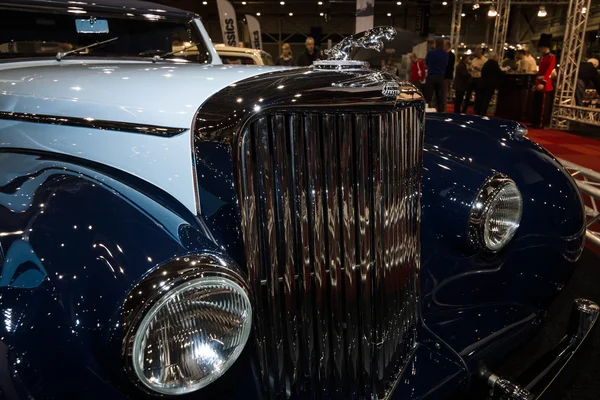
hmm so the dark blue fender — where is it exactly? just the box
[420,114,585,372]
[0,152,260,400]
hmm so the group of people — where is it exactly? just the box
[411,34,558,128]
[274,37,321,67]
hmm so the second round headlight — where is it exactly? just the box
[469,176,523,252]
[131,276,252,395]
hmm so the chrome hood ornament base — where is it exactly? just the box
[314,26,397,70]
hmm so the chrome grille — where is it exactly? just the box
[237,106,423,399]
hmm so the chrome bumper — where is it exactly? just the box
[480,298,599,400]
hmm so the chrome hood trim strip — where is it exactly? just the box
[0,111,186,137]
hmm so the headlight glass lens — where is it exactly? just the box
[132,277,252,395]
[483,183,523,251]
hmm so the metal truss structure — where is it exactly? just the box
[559,158,600,249]
[450,0,463,55]
[553,105,600,127]
[551,0,595,130]
[491,0,510,58]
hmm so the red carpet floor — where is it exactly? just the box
[442,104,600,170]
[527,127,600,171]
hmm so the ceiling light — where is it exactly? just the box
[472,3,480,10]
[538,6,547,17]
[397,1,402,4]
[320,12,324,16]
[242,1,246,4]
[461,13,466,17]
[442,1,447,5]
[280,1,285,4]
[256,12,261,16]
[582,6,587,14]
[202,1,207,4]
[318,1,323,4]
[387,13,392,16]
[289,12,293,16]
[488,6,497,17]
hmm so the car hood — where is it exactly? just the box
[0,61,281,128]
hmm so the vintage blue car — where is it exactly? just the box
[0,1,596,399]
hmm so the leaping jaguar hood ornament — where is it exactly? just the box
[314,26,396,70]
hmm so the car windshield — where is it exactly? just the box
[0,9,210,63]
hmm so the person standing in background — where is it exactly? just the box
[521,50,538,74]
[409,53,426,91]
[530,34,555,129]
[443,40,455,109]
[425,38,449,112]
[453,55,471,113]
[462,47,487,114]
[479,51,506,115]
[275,43,296,66]
[297,37,320,66]
[575,58,600,106]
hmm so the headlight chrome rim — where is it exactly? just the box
[468,175,523,252]
[122,254,252,396]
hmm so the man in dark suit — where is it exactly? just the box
[453,55,471,113]
[443,40,456,110]
[479,51,506,116]
[297,37,321,66]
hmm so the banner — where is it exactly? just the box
[245,15,262,50]
[217,0,239,47]
[355,0,374,33]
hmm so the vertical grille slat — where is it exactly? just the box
[290,114,315,390]
[322,114,346,396]
[238,106,423,400]
[273,113,301,392]
[305,114,330,394]
[255,116,286,396]
[355,114,373,397]
[339,114,360,398]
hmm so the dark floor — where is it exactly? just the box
[496,248,600,399]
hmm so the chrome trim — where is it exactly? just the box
[193,68,424,399]
[468,174,522,252]
[480,298,599,400]
[121,253,248,394]
[324,26,397,61]
[236,106,422,398]
[0,111,187,137]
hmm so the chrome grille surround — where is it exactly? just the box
[238,106,423,399]
[193,69,424,399]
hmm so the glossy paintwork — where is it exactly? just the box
[0,151,262,399]
[0,62,585,400]
[420,113,585,371]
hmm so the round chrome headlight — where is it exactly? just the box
[131,276,252,395]
[469,176,523,252]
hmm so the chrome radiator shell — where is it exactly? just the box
[193,69,424,399]
[237,107,423,399]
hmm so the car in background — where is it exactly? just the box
[0,1,595,400]
[214,44,274,65]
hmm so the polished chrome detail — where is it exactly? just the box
[468,175,522,252]
[324,26,397,61]
[485,374,531,400]
[236,105,423,399]
[0,111,186,137]
[513,124,528,139]
[122,254,249,393]
[312,59,368,71]
[558,158,600,250]
[479,298,599,400]
[575,298,600,314]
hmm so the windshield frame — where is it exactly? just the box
[0,3,213,64]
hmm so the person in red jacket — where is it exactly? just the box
[530,34,556,129]
[409,53,426,91]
